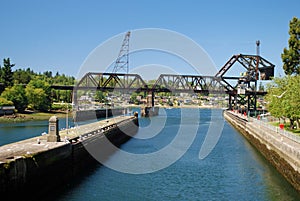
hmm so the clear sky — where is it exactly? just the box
[0,0,299,79]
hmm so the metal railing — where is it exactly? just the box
[226,111,300,164]
[249,117,300,144]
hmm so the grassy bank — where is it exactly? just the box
[0,111,72,123]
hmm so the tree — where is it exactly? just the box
[281,17,300,75]
[0,58,14,89]
[0,97,13,106]
[95,91,106,102]
[13,68,33,84]
[25,79,51,111]
[1,85,28,112]
[285,76,300,128]
[43,71,52,78]
[51,72,75,103]
[265,76,300,129]
[258,82,265,91]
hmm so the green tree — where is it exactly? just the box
[13,68,33,84]
[265,76,300,129]
[1,85,28,112]
[95,91,106,102]
[0,65,2,84]
[258,82,264,91]
[0,58,14,89]
[43,71,52,78]
[281,17,300,75]
[25,79,51,111]
[0,97,14,106]
[51,72,75,103]
[285,76,300,128]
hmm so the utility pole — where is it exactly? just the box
[254,40,260,116]
[255,40,260,80]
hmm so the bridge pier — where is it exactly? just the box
[141,92,159,117]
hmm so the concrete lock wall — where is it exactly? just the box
[0,116,138,200]
[74,108,127,122]
[224,111,300,192]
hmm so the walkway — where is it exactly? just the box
[228,111,300,170]
[0,116,133,162]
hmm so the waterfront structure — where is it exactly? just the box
[224,110,300,192]
[0,114,138,200]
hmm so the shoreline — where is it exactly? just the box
[0,111,71,123]
[0,105,225,123]
[125,104,225,109]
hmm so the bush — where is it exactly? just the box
[0,97,14,106]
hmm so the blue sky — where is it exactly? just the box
[0,0,299,79]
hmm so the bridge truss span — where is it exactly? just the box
[72,53,275,113]
[152,74,227,94]
[75,72,148,92]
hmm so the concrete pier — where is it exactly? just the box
[0,115,138,200]
[141,106,159,117]
[224,110,300,192]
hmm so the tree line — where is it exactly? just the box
[0,58,75,112]
[266,17,300,129]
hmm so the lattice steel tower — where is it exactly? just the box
[112,31,130,73]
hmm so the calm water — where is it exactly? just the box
[1,108,299,200]
[0,118,75,146]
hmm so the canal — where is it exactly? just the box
[0,108,299,200]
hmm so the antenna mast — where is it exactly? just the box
[112,31,131,73]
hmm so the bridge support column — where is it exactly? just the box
[141,92,159,117]
[234,94,237,111]
[151,91,154,107]
[228,95,232,110]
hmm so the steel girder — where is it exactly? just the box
[152,74,227,94]
[75,72,148,92]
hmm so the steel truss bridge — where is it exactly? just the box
[53,54,274,112]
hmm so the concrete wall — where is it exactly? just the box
[0,116,138,200]
[224,111,300,192]
[74,108,127,121]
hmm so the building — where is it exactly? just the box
[0,106,15,115]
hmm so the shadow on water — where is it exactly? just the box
[40,162,103,201]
